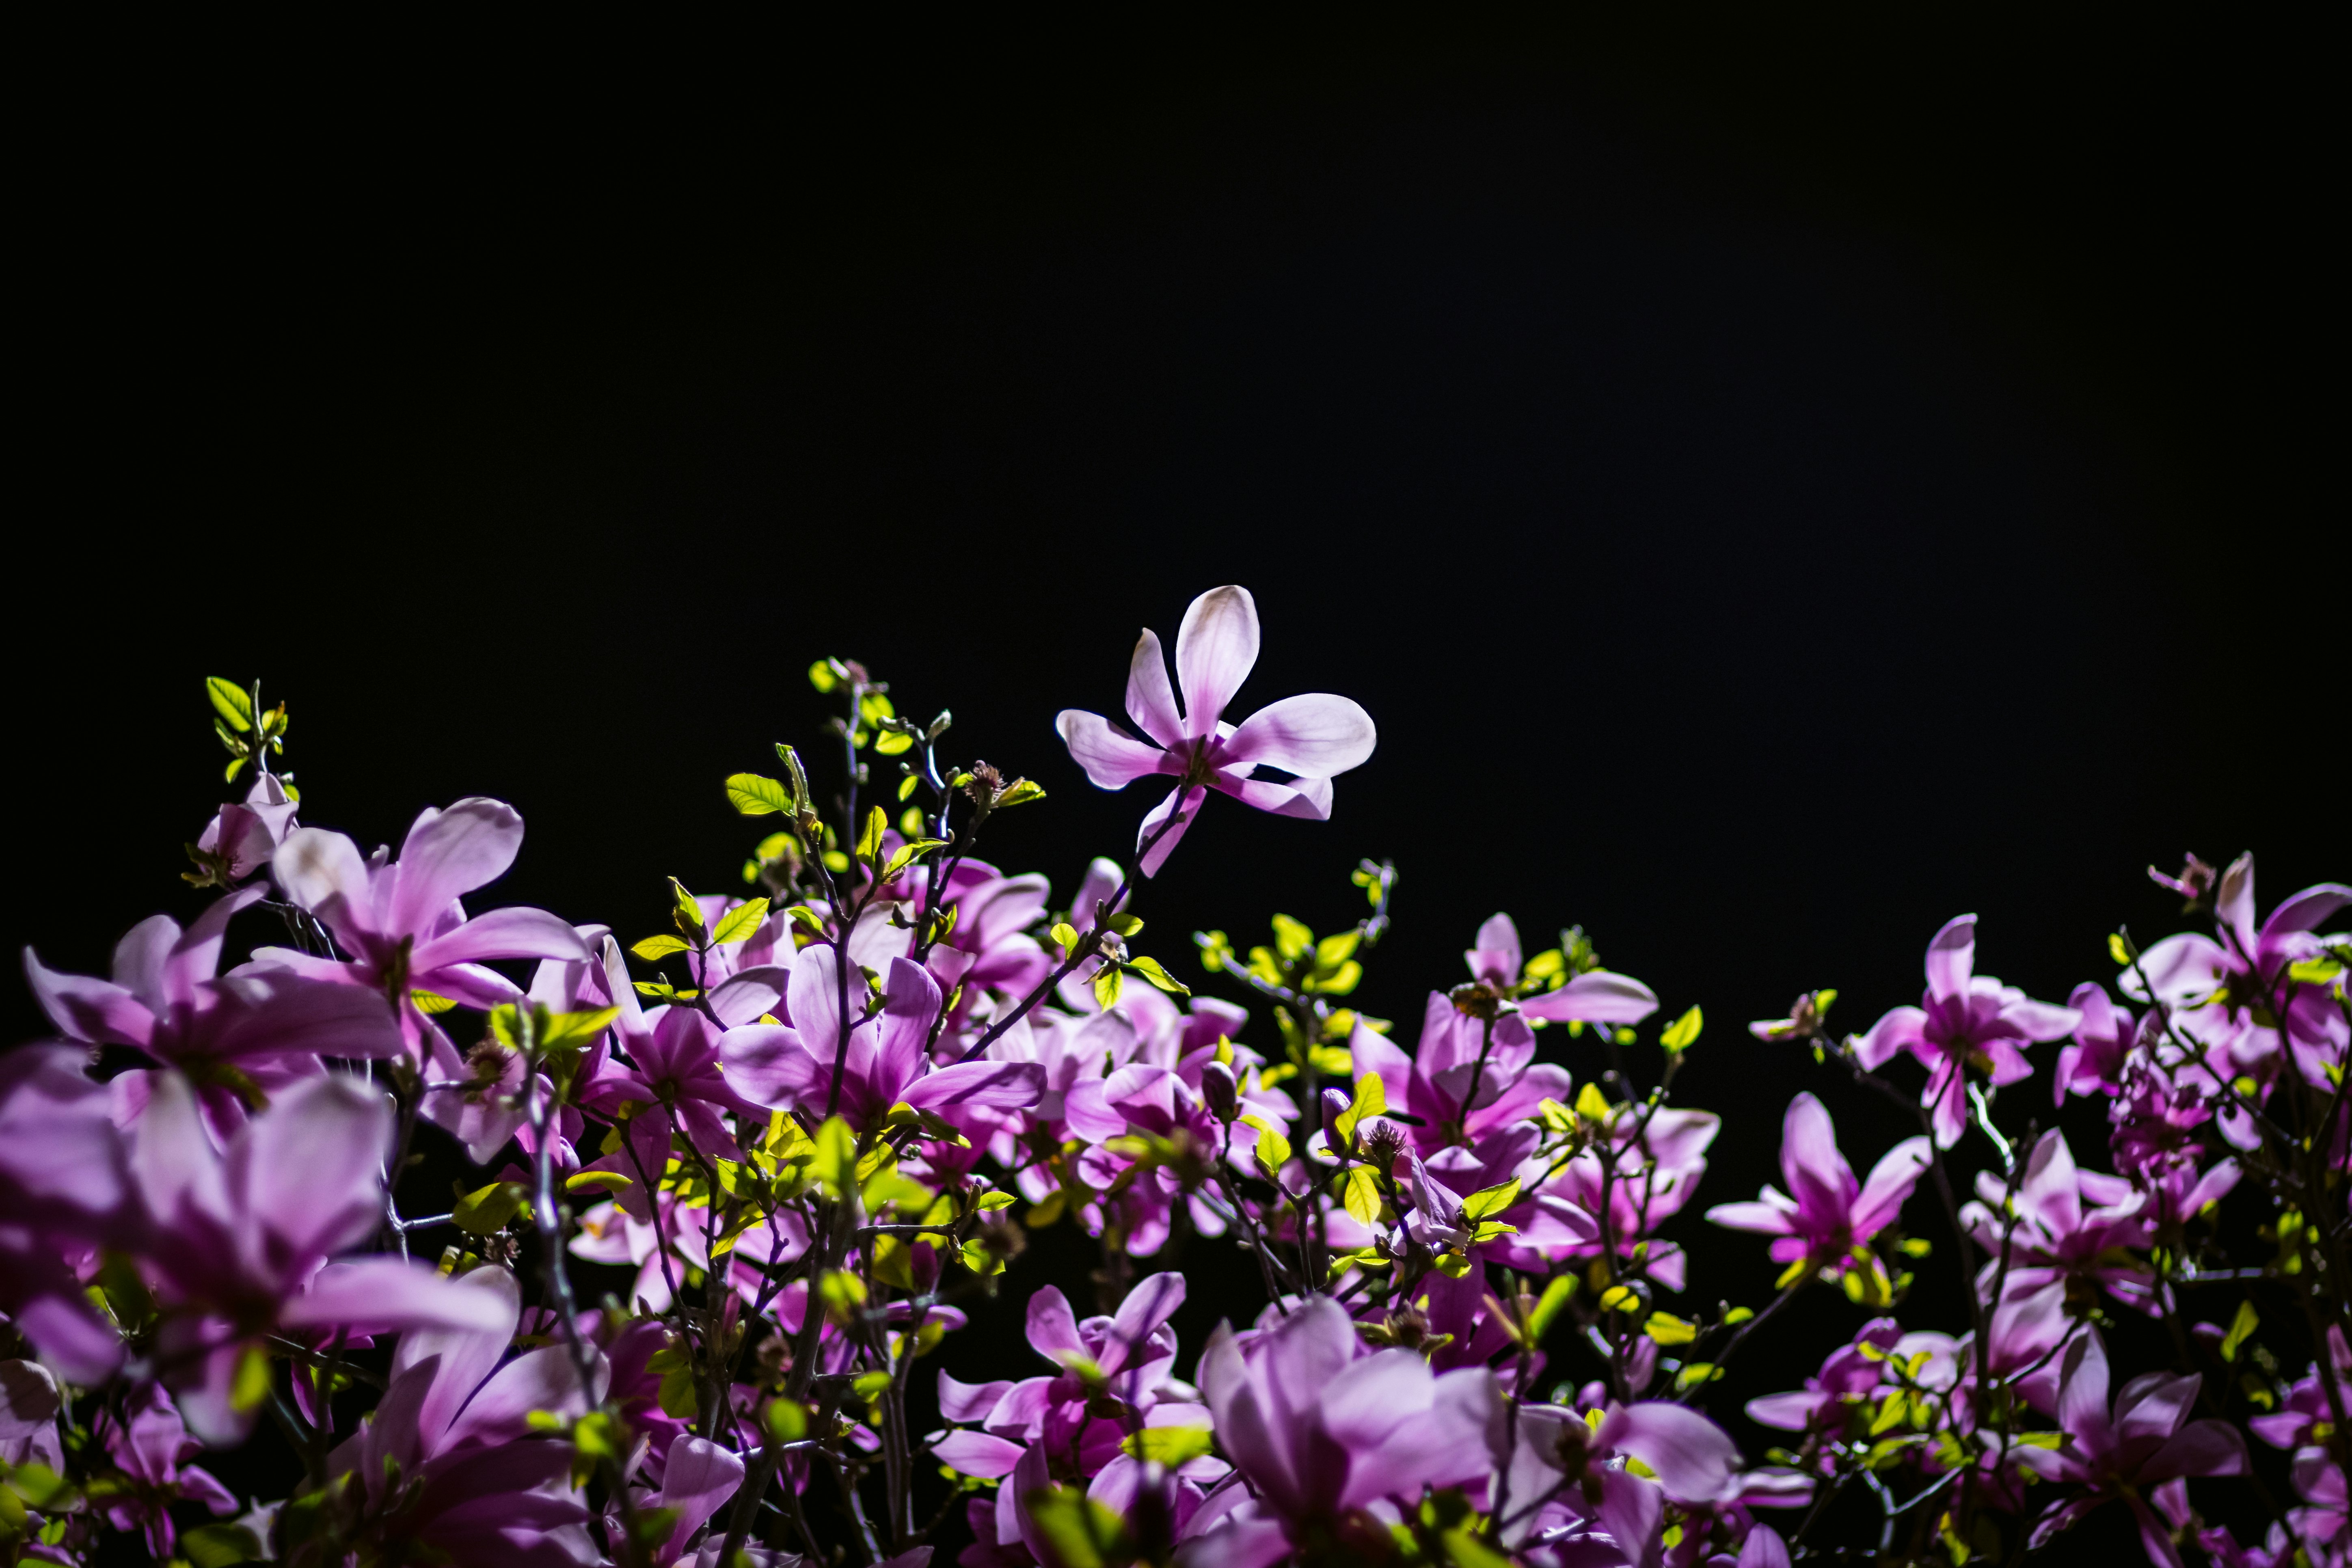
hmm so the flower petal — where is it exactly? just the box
[1517,970,1659,1026]
[389,799,527,938]
[1138,784,1206,877]
[1125,628,1185,748]
[1173,586,1259,737]
[1055,710,1175,790]
[1223,693,1376,779]
[934,1429,1028,1478]
[1924,915,1976,1001]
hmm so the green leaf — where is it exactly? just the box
[181,1522,268,1566]
[1120,1425,1215,1466]
[2221,1299,2259,1362]
[1270,913,1315,962]
[764,1398,809,1441]
[2109,932,2134,967]
[1343,1166,1383,1225]
[1024,1485,1132,1568]
[632,934,691,960]
[1527,1274,1576,1342]
[808,660,840,693]
[712,898,771,945]
[808,1116,857,1199]
[408,989,458,1015]
[725,773,794,816]
[883,838,948,878]
[670,877,704,930]
[856,806,887,863]
[1093,963,1124,1010]
[1659,1005,1704,1052]
[1644,1311,1698,1346]
[1127,955,1190,996]
[1441,1527,1514,1568]
[2290,955,2346,986]
[540,1006,619,1048]
[565,1170,632,1193]
[873,728,914,756]
[993,779,1045,808]
[453,1181,529,1236]
[1315,928,1363,970]
[1242,1112,1292,1177]
[1460,1178,1520,1222]
[230,1343,272,1412]
[1333,1072,1386,1144]
[225,756,247,783]
[206,677,254,732]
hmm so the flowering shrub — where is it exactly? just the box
[1,584,2345,1568]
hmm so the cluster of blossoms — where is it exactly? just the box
[0,587,2345,1568]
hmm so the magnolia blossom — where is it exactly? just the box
[1056,585,1376,875]
[1856,915,2080,1147]
[2017,1329,2246,1568]
[1179,1297,1497,1566]
[1705,1092,1931,1274]
[264,797,590,1042]
[720,948,1043,1132]
[96,1382,238,1557]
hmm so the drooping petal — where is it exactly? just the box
[392,1266,521,1452]
[1850,1137,1934,1240]
[1517,970,1659,1025]
[1222,693,1376,779]
[1173,585,1259,738]
[900,1060,1045,1114]
[1055,711,1177,790]
[1024,1287,1086,1361]
[1853,1006,1928,1070]
[654,1435,745,1559]
[934,1429,1028,1478]
[1597,1401,1742,1504]
[2139,1418,2249,1482]
[1137,784,1207,878]
[1124,628,1185,748]
[1209,773,1334,820]
[411,907,591,973]
[938,1373,1013,1423]
[283,1259,518,1336]
[21,950,152,1049]
[389,799,527,938]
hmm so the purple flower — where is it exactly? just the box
[721,948,1043,1134]
[24,885,406,1124]
[0,1045,140,1380]
[1745,1318,1906,1450]
[1465,912,1663,1030]
[192,771,302,885]
[934,1273,1203,1482]
[1488,1397,1747,1564]
[1705,1093,1931,1276]
[1960,1129,2187,1319]
[263,797,591,1043]
[97,1382,238,1557]
[126,1071,514,1443]
[2054,981,2140,1103]
[2015,1328,2247,1568]
[1179,1296,1497,1566]
[327,1266,602,1567]
[1855,915,2081,1147]
[2127,855,2352,1093]
[1056,586,1376,875]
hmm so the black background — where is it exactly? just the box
[12,10,2339,1558]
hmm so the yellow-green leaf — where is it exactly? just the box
[1242,1112,1292,1175]
[633,935,692,960]
[566,1170,633,1193]
[856,806,887,863]
[1644,1311,1698,1346]
[206,677,254,732]
[1334,1072,1386,1144]
[725,773,794,816]
[808,660,840,693]
[1527,1274,1576,1341]
[1119,1426,1215,1466]
[1093,964,1124,1010]
[670,878,704,930]
[454,1181,529,1236]
[409,989,458,1015]
[1343,1166,1383,1225]
[229,1344,272,1412]
[2221,1299,2259,1362]
[993,779,1045,808]
[712,898,770,945]
[1659,1005,1703,1052]
[1128,956,1190,996]
[808,1116,857,1199]
[1461,1178,1520,1222]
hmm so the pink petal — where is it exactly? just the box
[233,1075,391,1270]
[283,1259,518,1335]
[933,1429,1027,1478]
[389,799,527,937]
[1517,970,1659,1026]
[2215,853,2257,959]
[1101,1272,1186,1378]
[1596,1401,1741,1504]
[938,1373,1013,1423]
[1055,710,1176,789]
[719,1024,824,1112]
[1850,1137,1933,1239]
[655,1435,745,1555]
[1173,585,1259,737]
[1137,784,1205,877]
[1853,1006,1927,1070]
[1924,915,1976,1001]
[1222,692,1376,778]
[1024,1286,1085,1361]
[392,1266,520,1452]
[1124,628,1185,747]
[273,829,376,934]
[901,1060,1045,1114]
[1211,773,1334,820]
[411,907,590,973]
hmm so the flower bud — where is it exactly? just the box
[1201,1060,1239,1121]
[1320,1087,1352,1151]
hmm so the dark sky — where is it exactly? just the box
[11,12,2339,1550]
